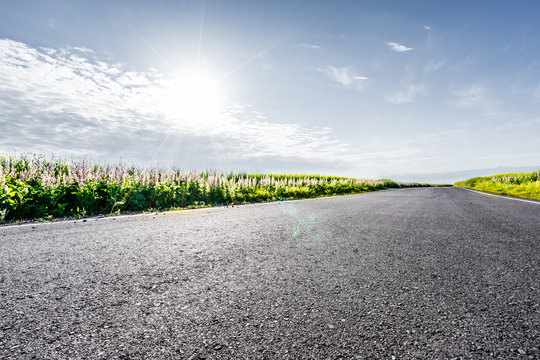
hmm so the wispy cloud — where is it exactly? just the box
[452,85,489,107]
[423,59,446,73]
[423,25,431,30]
[0,38,359,168]
[325,66,368,87]
[386,41,413,52]
[72,46,93,54]
[300,43,320,50]
[388,85,426,104]
[452,85,506,117]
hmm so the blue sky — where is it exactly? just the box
[1,1,540,182]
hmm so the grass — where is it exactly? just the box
[0,154,431,223]
[453,170,540,200]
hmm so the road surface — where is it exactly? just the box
[1,187,539,359]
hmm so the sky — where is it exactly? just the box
[1,0,540,183]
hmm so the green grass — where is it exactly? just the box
[454,170,540,200]
[0,154,432,223]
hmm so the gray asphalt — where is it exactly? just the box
[1,187,539,359]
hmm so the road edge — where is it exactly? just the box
[0,187,406,229]
[455,187,540,205]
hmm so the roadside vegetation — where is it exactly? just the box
[454,170,540,200]
[0,155,431,223]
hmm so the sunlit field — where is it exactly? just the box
[0,155,430,223]
[454,170,540,200]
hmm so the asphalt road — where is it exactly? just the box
[1,187,539,359]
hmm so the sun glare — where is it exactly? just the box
[163,71,225,121]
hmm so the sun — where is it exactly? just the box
[163,70,225,121]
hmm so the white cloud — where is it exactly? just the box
[48,19,55,28]
[452,85,505,117]
[423,25,431,30]
[300,43,320,50]
[452,85,488,107]
[325,66,368,87]
[0,38,359,167]
[423,59,446,73]
[72,46,94,54]
[388,85,426,104]
[386,41,413,52]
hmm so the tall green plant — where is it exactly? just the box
[0,154,430,222]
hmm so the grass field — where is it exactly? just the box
[0,155,431,223]
[454,170,540,200]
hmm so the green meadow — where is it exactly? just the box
[454,170,540,200]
